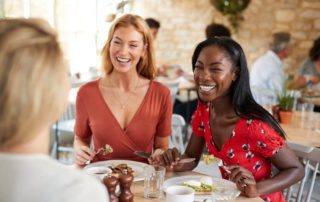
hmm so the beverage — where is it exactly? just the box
[143,165,165,198]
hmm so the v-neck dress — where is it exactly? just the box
[74,79,172,162]
[192,101,285,202]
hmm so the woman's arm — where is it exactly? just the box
[73,136,95,166]
[156,135,205,172]
[256,146,304,195]
[229,146,304,197]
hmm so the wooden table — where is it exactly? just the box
[281,112,320,147]
[300,96,320,106]
[132,171,263,202]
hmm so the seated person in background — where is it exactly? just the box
[205,23,231,38]
[155,37,304,201]
[175,23,231,79]
[0,18,108,202]
[145,17,168,76]
[250,32,292,106]
[74,14,172,166]
[174,23,231,123]
[145,17,160,39]
[290,36,320,89]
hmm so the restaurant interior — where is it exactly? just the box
[1,0,320,201]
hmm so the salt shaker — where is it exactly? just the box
[119,170,134,202]
[103,174,119,202]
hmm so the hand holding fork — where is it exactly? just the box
[85,144,113,165]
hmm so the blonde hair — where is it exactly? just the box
[101,14,157,79]
[0,18,68,148]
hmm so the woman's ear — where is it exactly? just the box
[232,69,239,82]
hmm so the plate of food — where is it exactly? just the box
[163,175,240,201]
[83,160,148,181]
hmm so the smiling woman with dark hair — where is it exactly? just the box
[155,37,304,201]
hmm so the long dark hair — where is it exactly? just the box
[192,37,286,139]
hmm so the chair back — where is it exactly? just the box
[60,103,76,121]
[170,114,186,152]
[163,81,180,105]
[285,141,320,202]
[51,103,76,160]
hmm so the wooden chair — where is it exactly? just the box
[285,141,320,202]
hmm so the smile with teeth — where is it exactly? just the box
[199,84,216,92]
[116,57,131,63]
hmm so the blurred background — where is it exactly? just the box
[1,0,320,79]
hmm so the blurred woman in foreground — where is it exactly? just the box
[0,18,108,202]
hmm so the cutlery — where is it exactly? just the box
[134,151,151,159]
[134,151,196,164]
[203,154,231,174]
[86,144,113,165]
[211,157,231,174]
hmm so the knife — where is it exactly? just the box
[134,151,195,164]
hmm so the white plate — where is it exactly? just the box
[163,175,240,201]
[83,160,148,181]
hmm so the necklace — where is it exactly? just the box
[110,76,140,110]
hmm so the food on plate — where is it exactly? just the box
[182,177,213,193]
[203,154,215,165]
[108,164,134,176]
[99,144,113,156]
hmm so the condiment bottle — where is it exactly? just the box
[103,174,119,202]
[119,170,134,202]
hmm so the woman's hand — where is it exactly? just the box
[151,148,181,167]
[228,165,259,198]
[148,148,165,165]
[74,145,95,166]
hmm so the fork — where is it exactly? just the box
[85,146,111,165]
[215,158,231,174]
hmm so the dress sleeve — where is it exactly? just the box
[155,86,172,137]
[191,101,209,137]
[74,88,92,140]
[247,119,285,158]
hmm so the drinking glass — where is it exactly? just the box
[143,165,165,199]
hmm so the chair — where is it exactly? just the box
[284,141,320,202]
[170,114,186,153]
[51,103,76,160]
[163,81,180,105]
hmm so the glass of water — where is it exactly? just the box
[143,165,165,199]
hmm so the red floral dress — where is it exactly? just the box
[191,101,286,202]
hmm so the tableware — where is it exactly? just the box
[83,160,148,181]
[85,144,113,165]
[85,166,112,180]
[144,165,166,199]
[134,151,196,164]
[165,185,195,202]
[163,175,240,201]
[134,151,151,159]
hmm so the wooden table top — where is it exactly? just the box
[132,171,263,202]
[281,112,320,148]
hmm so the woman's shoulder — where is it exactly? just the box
[77,79,100,95]
[150,80,171,94]
[238,118,271,129]
[238,118,281,138]
[79,79,99,90]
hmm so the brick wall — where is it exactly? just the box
[131,0,320,76]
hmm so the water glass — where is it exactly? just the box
[299,102,315,130]
[143,165,165,199]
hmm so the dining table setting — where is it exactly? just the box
[79,157,263,202]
